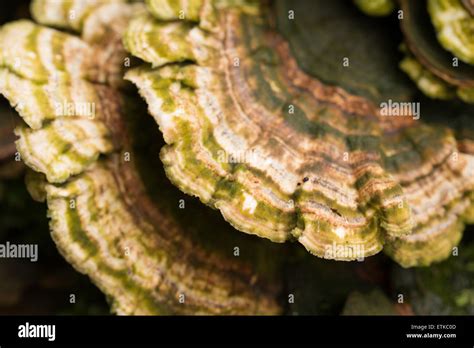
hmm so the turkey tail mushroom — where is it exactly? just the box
[124,0,474,267]
[0,0,282,315]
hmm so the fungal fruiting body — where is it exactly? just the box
[0,0,282,315]
[124,0,474,267]
[1,0,474,319]
[428,0,474,65]
[353,0,396,17]
[367,0,474,103]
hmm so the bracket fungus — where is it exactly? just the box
[404,0,474,103]
[0,0,282,314]
[1,0,474,315]
[428,0,474,65]
[353,0,396,17]
[371,0,474,103]
[124,0,474,267]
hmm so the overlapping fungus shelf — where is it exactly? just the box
[0,0,281,315]
[1,0,474,317]
[396,0,474,103]
[124,0,474,267]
